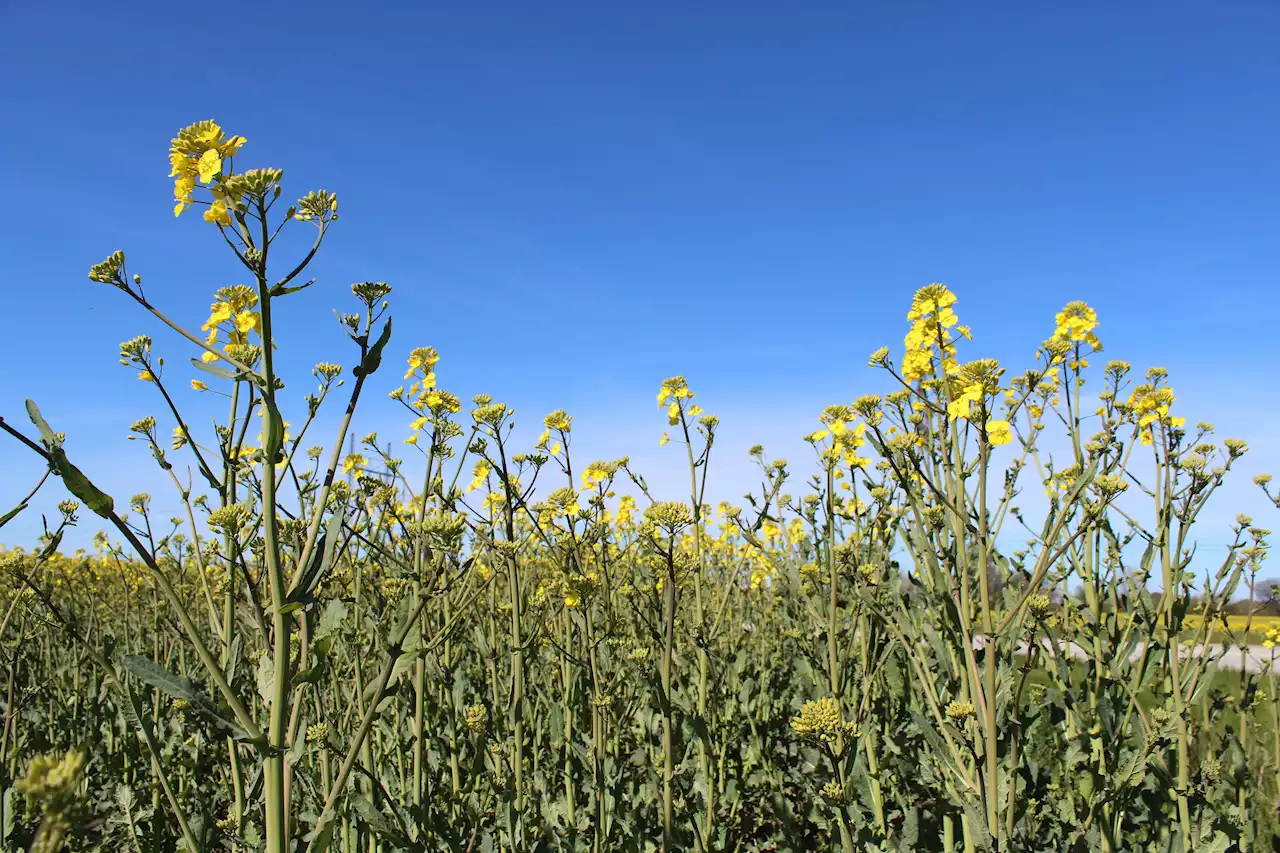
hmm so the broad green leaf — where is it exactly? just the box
[352,316,392,378]
[52,448,114,518]
[314,598,349,644]
[121,654,201,703]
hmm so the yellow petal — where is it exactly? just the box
[197,148,222,183]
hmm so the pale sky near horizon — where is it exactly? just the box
[2,2,1278,571]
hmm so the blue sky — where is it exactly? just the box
[2,1,1278,559]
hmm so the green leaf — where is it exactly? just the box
[352,316,392,378]
[291,508,345,603]
[302,810,335,851]
[293,658,329,685]
[3,786,13,839]
[1198,830,1232,853]
[314,599,349,644]
[1067,458,1099,499]
[256,654,274,706]
[24,399,58,447]
[52,448,115,518]
[275,601,305,617]
[121,655,200,702]
[0,503,28,529]
[270,277,316,298]
[120,655,250,741]
[286,731,307,767]
[350,795,406,844]
[26,404,115,518]
[189,357,242,380]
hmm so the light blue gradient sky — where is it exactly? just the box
[2,2,1278,561]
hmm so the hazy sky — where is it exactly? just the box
[2,1,1278,557]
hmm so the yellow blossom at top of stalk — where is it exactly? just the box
[1050,301,1102,351]
[544,409,572,432]
[1125,383,1184,445]
[656,376,693,406]
[581,460,614,490]
[790,698,856,743]
[900,284,970,382]
[404,346,440,381]
[169,121,246,218]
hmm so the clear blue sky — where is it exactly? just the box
[2,1,1278,555]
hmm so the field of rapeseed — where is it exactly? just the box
[0,121,1278,853]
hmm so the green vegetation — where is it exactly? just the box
[1,119,1278,853]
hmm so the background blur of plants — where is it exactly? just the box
[0,121,1277,853]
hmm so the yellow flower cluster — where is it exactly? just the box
[399,348,459,446]
[1126,383,1183,446]
[806,406,871,468]
[200,285,261,363]
[169,120,245,221]
[16,749,85,814]
[657,376,705,444]
[902,284,971,382]
[342,453,366,475]
[790,697,857,744]
[1050,301,1102,352]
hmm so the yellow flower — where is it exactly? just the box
[581,462,610,490]
[169,121,246,218]
[201,350,220,364]
[197,148,222,183]
[234,311,261,335]
[404,346,440,380]
[901,284,963,381]
[204,199,232,226]
[987,420,1013,446]
[657,377,692,407]
[947,382,984,420]
[138,370,155,382]
[341,453,366,475]
[202,302,233,332]
[544,410,572,432]
[191,379,209,392]
[1051,301,1101,349]
[659,432,670,447]
[467,460,491,493]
